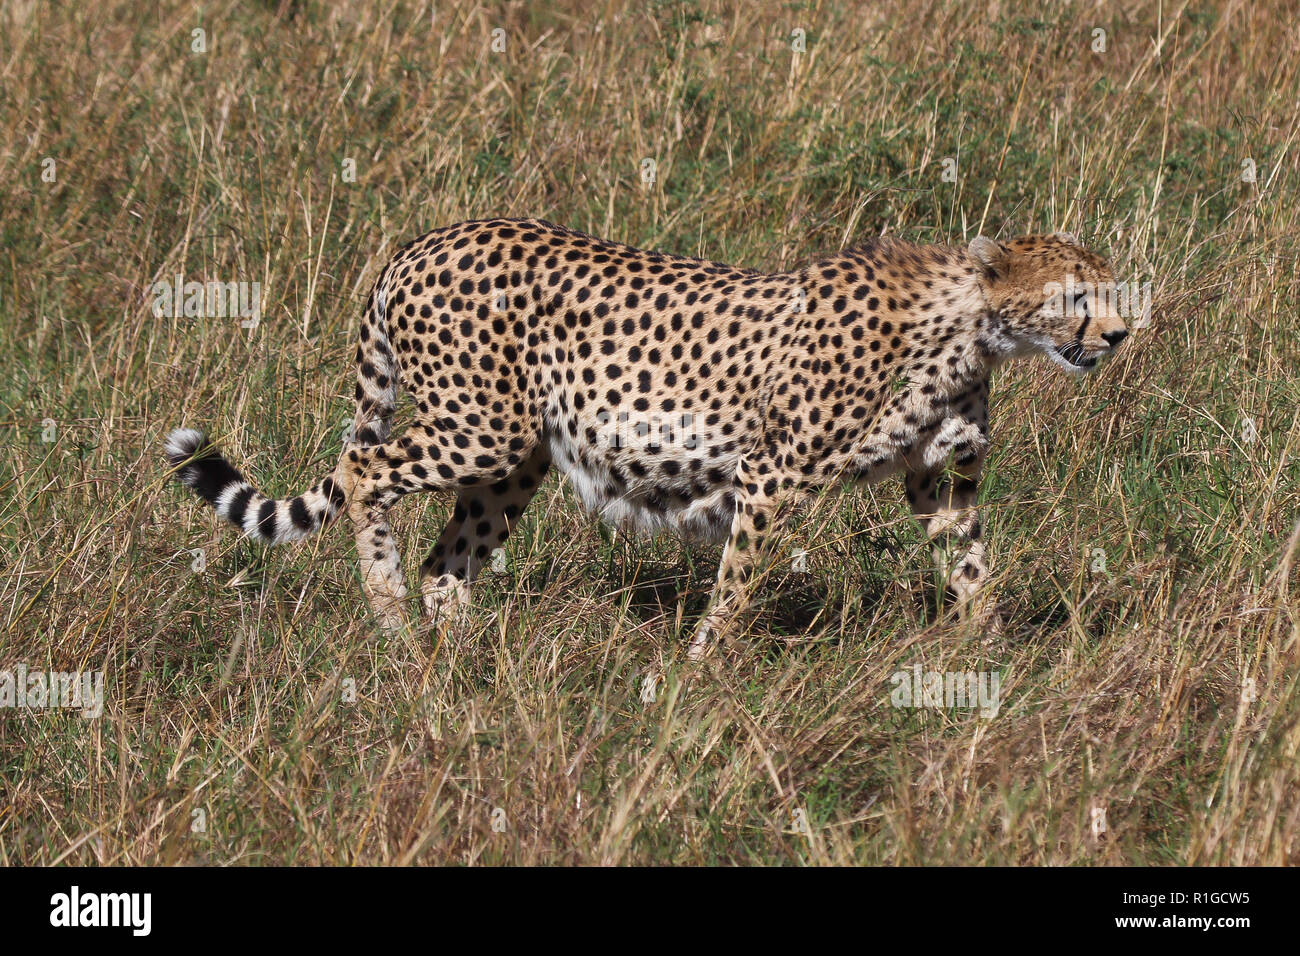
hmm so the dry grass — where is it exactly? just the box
[1,0,1298,865]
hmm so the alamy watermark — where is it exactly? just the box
[890,664,1001,718]
[0,665,104,718]
[1044,277,1153,327]
[50,886,150,936]
[150,275,262,328]
[595,409,701,452]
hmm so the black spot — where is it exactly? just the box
[289,497,313,530]
[257,500,278,539]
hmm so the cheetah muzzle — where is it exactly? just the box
[164,219,1127,660]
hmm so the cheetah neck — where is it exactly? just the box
[805,246,1017,387]
[930,257,1022,378]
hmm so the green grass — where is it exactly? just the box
[1,0,1298,865]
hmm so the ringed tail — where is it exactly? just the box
[163,428,346,544]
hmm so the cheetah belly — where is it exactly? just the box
[545,426,738,545]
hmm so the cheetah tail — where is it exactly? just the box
[163,428,346,545]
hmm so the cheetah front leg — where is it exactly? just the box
[688,504,777,660]
[687,459,793,661]
[905,455,989,620]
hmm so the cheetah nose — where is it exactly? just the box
[1102,328,1128,348]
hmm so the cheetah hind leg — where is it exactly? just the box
[419,503,471,625]
[351,499,411,633]
[338,437,423,634]
[418,449,551,628]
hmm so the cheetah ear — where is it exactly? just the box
[968,236,1008,277]
[1053,231,1078,245]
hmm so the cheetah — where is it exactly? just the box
[165,219,1127,659]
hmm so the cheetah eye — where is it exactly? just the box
[1069,290,1090,316]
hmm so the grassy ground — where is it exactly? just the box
[1,0,1298,865]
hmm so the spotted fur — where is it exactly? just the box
[165,219,1126,658]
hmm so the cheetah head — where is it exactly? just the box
[969,233,1128,373]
